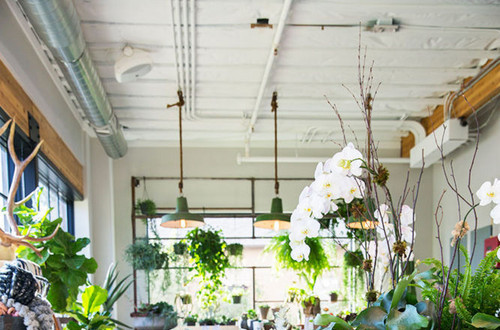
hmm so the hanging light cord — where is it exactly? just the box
[167,90,185,194]
[271,91,279,196]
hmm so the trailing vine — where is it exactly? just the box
[185,227,230,311]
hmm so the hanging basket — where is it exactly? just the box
[232,295,242,304]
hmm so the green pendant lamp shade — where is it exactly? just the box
[161,196,204,228]
[254,197,290,231]
[161,90,204,229]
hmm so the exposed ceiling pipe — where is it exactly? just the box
[236,154,410,165]
[244,0,293,150]
[17,0,127,158]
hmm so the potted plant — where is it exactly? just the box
[173,241,188,255]
[343,249,363,268]
[286,287,305,304]
[199,317,217,326]
[184,314,198,326]
[259,304,270,320]
[246,309,259,330]
[301,296,321,317]
[219,315,237,326]
[132,302,178,330]
[137,198,157,216]
[329,291,338,303]
[263,321,274,330]
[226,243,243,256]
[125,240,169,270]
[230,286,246,304]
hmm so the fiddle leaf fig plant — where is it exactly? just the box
[15,189,98,313]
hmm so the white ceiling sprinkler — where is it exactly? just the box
[114,45,152,83]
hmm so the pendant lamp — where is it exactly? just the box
[161,90,204,228]
[254,92,290,231]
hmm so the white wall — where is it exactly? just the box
[107,145,433,324]
[431,112,500,265]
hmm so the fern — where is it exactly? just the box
[455,297,472,324]
[458,245,472,303]
[469,248,499,311]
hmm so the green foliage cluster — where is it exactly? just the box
[247,309,258,320]
[185,227,230,310]
[137,302,178,330]
[173,241,188,255]
[136,199,156,216]
[417,246,500,329]
[65,285,129,330]
[264,234,330,292]
[16,196,98,313]
[125,240,168,270]
[314,271,432,330]
[343,250,364,268]
[184,314,198,325]
[226,243,244,256]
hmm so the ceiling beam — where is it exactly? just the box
[401,58,500,157]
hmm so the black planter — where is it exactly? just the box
[0,315,26,330]
[329,292,338,302]
[232,295,242,304]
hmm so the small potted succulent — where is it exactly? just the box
[259,304,270,320]
[199,318,217,326]
[329,291,339,303]
[184,314,198,326]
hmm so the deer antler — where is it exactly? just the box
[0,120,60,257]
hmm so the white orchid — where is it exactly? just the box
[289,230,305,248]
[325,142,364,177]
[291,243,310,262]
[491,204,500,224]
[476,179,500,206]
[375,204,390,223]
[400,205,414,226]
[293,218,321,240]
[400,225,415,243]
[341,177,365,203]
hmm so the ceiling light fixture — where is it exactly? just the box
[254,92,290,231]
[161,90,204,228]
[114,45,152,83]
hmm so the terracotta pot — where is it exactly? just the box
[259,306,270,320]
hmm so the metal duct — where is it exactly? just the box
[18,0,127,158]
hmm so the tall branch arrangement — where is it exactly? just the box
[0,120,59,257]
[287,40,500,329]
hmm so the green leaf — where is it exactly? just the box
[72,238,91,254]
[81,258,98,274]
[351,306,387,329]
[391,271,417,311]
[64,321,83,330]
[47,280,69,312]
[64,255,86,269]
[81,285,108,317]
[386,304,429,330]
[471,313,500,329]
[313,314,353,330]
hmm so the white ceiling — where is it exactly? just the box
[73,0,500,152]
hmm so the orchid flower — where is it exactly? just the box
[325,143,364,177]
[476,179,500,206]
[290,217,321,241]
[491,204,500,224]
[291,243,310,262]
[400,205,414,226]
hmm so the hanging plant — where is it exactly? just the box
[185,227,230,310]
[343,249,363,268]
[136,199,157,216]
[264,234,329,292]
[226,243,243,257]
[125,240,168,270]
[173,241,188,255]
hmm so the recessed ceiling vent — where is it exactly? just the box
[370,18,400,33]
[114,46,152,83]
